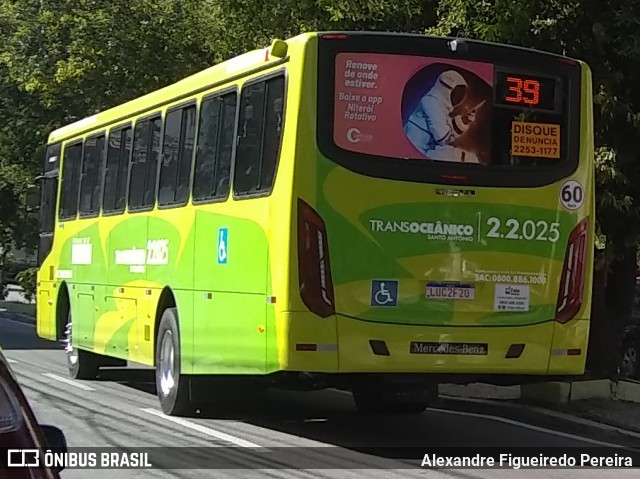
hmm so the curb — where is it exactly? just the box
[438,394,640,447]
[521,379,640,404]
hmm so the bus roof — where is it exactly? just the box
[47,32,315,144]
[47,31,582,144]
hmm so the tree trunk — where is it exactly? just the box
[604,246,637,379]
[586,246,637,379]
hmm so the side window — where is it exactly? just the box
[158,105,196,206]
[39,143,60,234]
[145,117,162,207]
[103,127,132,214]
[260,76,285,190]
[59,142,83,219]
[40,177,58,234]
[128,116,161,210]
[78,134,106,216]
[193,92,237,201]
[234,76,285,196]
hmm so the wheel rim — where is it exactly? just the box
[159,330,175,396]
[64,321,78,366]
[621,346,637,376]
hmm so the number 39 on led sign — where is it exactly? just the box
[495,71,559,112]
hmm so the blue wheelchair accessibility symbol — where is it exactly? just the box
[371,280,398,307]
[217,228,228,264]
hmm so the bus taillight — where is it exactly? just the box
[297,199,335,318]
[555,217,589,324]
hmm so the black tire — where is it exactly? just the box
[155,308,193,416]
[65,310,102,380]
[352,384,430,415]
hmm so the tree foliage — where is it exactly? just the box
[0,0,222,263]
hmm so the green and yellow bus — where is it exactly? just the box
[35,32,594,416]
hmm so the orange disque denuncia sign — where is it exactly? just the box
[511,121,561,159]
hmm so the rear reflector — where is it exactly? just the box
[369,340,390,356]
[551,348,583,356]
[296,343,317,351]
[505,343,525,359]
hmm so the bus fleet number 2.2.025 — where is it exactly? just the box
[485,217,560,243]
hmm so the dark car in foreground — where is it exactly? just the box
[0,347,68,478]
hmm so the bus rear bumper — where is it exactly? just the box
[283,312,589,376]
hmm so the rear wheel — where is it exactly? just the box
[65,311,102,380]
[352,383,430,414]
[155,307,193,416]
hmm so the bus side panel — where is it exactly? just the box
[146,208,196,370]
[101,215,149,361]
[191,206,269,375]
[36,286,55,340]
[36,260,57,340]
[55,220,100,350]
[284,35,340,372]
[95,291,134,360]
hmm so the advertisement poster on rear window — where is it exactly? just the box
[333,53,494,164]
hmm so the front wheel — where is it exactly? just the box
[155,308,193,416]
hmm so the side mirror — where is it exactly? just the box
[40,425,67,472]
[24,183,40,212]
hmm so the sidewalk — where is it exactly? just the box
[0,285,36,323]
[440,382,640,435]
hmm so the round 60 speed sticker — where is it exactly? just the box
[559,180,584,210]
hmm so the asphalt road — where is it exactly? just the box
[1,315,639,478]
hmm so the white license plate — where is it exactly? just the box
[426,285,475,300]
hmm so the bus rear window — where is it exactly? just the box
[333,52,568,167]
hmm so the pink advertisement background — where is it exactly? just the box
[333,53,494,158]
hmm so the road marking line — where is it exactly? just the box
[141,407,265,448]
[42,373,95,391]
[330,388,351,395]
[6,358,17,364]
[429,407,634,449]
[330,388,635,448]
[439,394,640,440]
[0,317,35,328]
